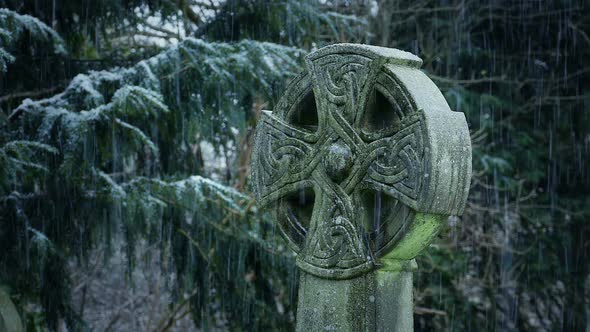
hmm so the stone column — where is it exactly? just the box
[251,44,471,331]
[0,288,24,332]
[296,260,416,332]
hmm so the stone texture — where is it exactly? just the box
[0,288,24,332]
[296,267,415,332]
[250,43,471,331]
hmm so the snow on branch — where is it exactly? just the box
[0,9,66,71]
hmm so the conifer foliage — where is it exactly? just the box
[0,8,65,71]
[0,5,311,330]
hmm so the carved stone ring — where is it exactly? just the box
[251,44,471,279]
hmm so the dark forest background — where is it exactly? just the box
[0,0,589,331]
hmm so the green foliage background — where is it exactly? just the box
[0,0,588,331]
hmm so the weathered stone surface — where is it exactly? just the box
[296,266,415,332]
[0,288,24,332]
[250,43,471,331]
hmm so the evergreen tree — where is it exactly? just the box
[369,1,590,331]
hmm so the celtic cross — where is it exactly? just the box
[251,44,471,331]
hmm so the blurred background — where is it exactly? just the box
[0,0,588,331]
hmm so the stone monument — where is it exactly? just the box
[251,44,471,331]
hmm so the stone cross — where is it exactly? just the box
[251,44,471,332]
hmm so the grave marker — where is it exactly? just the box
[251,43,471,331]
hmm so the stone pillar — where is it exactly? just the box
[373,259,415,332]
[251,44,471,331]
[0,288,24,332]
[296,260,415,332]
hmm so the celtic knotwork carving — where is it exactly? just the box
[364,113,424,200]
[251,44,472,279]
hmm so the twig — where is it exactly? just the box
[0,85,64,103]
[414,306,448,316]
[176,227,213,266]
[152,287,199,332]
[103,293,150,332]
